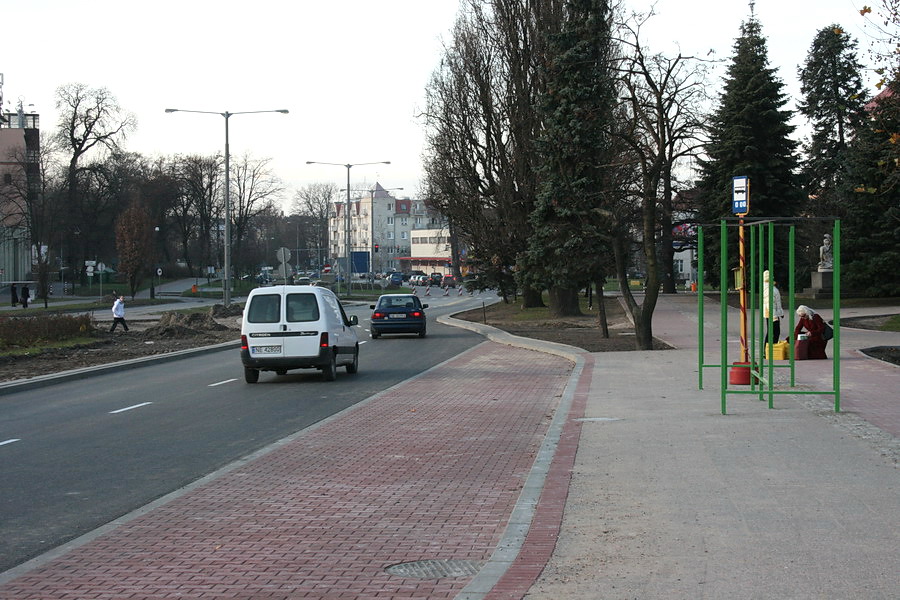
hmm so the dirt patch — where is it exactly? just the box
[0,306,242,384]
[454,296,671,352]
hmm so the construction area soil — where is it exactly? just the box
[0,305,244,384]
[453,295,672,352]
[0,301,895,385]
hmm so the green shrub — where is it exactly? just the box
[0,314,96,350]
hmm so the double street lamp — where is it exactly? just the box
[166,108,289,305]
[305,161,390,296]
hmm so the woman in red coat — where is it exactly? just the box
[793,305,828,359]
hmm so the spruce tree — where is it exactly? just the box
[697,15,804,284]
[798,24,867,216]
[524,0,617,316]
[839,83,900,296]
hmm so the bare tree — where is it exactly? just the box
[422,0,563,305]
[54,83,136,270]
[230,153,284,276]
[291,182,337,267]
[613,12,709,348]
[115,202,153,298]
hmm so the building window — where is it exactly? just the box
[401,218,408,226]
[401,231,408,240]
[387,203,393,211]
[2,173,11,185]
[387,217,394,225]
[388,232,395,240]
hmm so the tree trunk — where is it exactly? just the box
[596,279,609,338]
[520,285,545,309]
[548,286,582,317]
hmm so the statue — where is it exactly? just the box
[817,234,833,272]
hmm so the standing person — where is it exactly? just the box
[762,270,783,344]
[794,305,828,359]
[10,283,18,307]
[20,285,29,309]
[110,295,129,332]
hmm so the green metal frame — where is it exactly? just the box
[697,219,841,414]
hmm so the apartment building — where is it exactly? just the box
[329,182,446,275]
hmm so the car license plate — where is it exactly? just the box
[252,345,282,354]
[389,314,407,319]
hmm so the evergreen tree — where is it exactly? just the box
[798,24,867,216]
[697,15,804,284]
[840,82,900,296]
[524,0,617,316]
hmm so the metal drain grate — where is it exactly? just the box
[385,559,484,579]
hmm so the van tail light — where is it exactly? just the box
[319,332,329,348]
[241,335,249,350]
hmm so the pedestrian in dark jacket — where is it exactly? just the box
[11,284,18,307]
[20,285,29,309]
[794,305,828,359]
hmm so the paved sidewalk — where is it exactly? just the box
[0,292,897,599]
[526,294,899,599]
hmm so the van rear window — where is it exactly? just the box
[247,294,281,323]
[286,293,320,322]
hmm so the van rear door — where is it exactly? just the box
[244,292,285,357]
[283,291,324,357]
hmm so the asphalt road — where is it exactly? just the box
[0,293,490,573]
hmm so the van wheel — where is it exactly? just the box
[244,368,260,383]
[346,347,359,374]
[322,352,337,381]
[275,369,287,376]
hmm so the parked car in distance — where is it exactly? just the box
[388,272,404,286]
[441,275,457,288]
[429,273,444,287]
[369,294,428,338]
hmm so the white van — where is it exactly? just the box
[240,285,360,383]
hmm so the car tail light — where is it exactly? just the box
[241,335,249,350]
[372,311,386,320]
[319,332,329,348]
[411,311,422,318]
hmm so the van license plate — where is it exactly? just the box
[252,345,282,354]
[389,314,406,319]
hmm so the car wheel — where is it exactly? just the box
[322,352,337,381]
[346,346,359,374]
[275,369,287,376]
[371,329,379,339]
[244,367,260,383]
[418,328,427,338]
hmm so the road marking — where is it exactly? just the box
[0,439,21,447]
[209,379,238,387]
[109,402,153,414]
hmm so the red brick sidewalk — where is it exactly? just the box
[0,342,572,600]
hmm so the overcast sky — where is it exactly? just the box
[0,0,879,211]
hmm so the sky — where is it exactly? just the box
[0,0,882,212]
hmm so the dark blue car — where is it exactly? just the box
[369,294,428,338]
[388,272,404,286]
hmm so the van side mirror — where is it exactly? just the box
[349,315,359,325]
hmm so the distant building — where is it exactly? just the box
[0,89,40,283]
[328,183,446,275]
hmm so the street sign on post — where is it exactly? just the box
[732,176,749,215]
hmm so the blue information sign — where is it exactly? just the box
[732,176,749,215]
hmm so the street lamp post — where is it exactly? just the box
[305,161,390,296]
[166,108,289,305]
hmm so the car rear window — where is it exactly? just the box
[379,296,419,309]
[247,294,281,323]
[286,293,320,322]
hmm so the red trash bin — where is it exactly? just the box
[794,338,809,360]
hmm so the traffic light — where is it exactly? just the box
[374,244,379,252]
